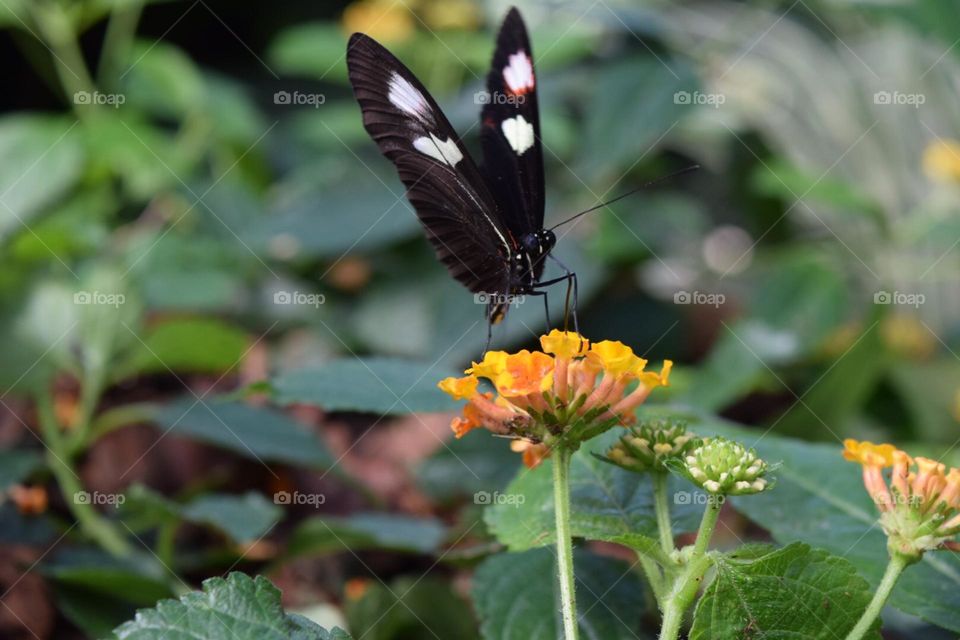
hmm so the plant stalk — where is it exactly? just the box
[653,472,674,555]
[659,496,722,640]
[844,553,909,640]
[553,445,579,640]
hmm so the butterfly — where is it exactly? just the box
[346,7,578,342]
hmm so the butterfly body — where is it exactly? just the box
[346,7,576,332]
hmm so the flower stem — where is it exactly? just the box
[844,553,910,640]
[653,472,674,555]
[553,445,579,640]
[659,497,722,640]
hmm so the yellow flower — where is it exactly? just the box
[587,341,644,377]
[842,439,895,467]
[441,333,673,468]
[438,375,478,400]
[342,0,414,44]
[540,330,588,359]
[923,139,960,183]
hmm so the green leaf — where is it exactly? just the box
[690,543,878,640]
[700,418,960,633]
[485,429,703,550]
[155,400,335,470]
[120,317,249,378]
[472,548,645,640]
[270,358,460,415]
[268,23,349,83]
[0,448,42,490]
[581,56,696,179]
[44,548,173,605]
[112,572,352,639]
[287,513,446,559]
[415,434,521,503]
[345,576,479,640]
[181,492,283,542]
[0,114,83,242]
[121,41,204,119]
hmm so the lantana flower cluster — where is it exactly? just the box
[601,418,696,473]
[438,331,672,467]
[679,437,771,496]
[844,439,960,558]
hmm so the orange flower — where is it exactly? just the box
[438,333,673,467]
[511,439,550,469]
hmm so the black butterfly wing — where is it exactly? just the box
[346,33,515,299]
[480,8,545,244]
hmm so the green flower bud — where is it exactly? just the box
[681,437,771,495]
[598,418,697,473]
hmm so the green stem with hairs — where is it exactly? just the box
[653,472,674,555]
[659,496,721,640]
[844,553,910,640]
[553,445,579,640]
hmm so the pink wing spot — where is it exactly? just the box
[502,51,534,95]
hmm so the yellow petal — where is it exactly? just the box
[497,350,554,397]
[540,330,588,359]
[467,351,509,381]
[437,375,478,400]
[842,439,896,468]
[638,360,672,388]
[587,340,642,377]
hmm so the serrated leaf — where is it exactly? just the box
[690,543,878,640]
[112,572,352,639]
[270,358,460,415]
[699,417,960,633]
[485,429,703,550]
[472,548,645,640]
[155,400,335,470]
[287,513,446,559]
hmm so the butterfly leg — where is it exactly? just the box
[537,256,579,335]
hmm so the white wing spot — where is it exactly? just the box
[501,115,534,155]
[413,133,463,166]
[503,51,534,94]
[388,72,430,121]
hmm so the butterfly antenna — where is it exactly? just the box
[548,165,700,231]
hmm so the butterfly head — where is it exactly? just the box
[522,229,556,257]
